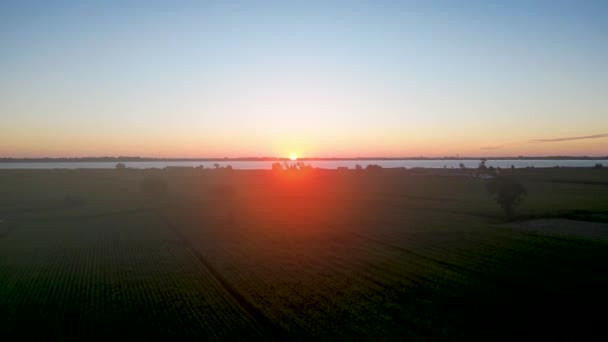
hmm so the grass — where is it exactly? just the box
[0,167,607,338]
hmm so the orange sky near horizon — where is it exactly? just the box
[1,128,606,159]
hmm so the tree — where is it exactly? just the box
[213,163,220,169]
[366,164,383,173]
[478,158,488,170]
[296,162,312,171]
[459,162,466,169]
[272,162,283,171]
[115,163,126,169]
[486,176,527,220]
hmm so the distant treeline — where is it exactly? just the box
[1,156,607,162]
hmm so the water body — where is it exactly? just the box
[0,160,604,170]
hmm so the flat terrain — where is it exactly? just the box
[1,167,607,339]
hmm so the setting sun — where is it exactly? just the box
[1,1,606,339]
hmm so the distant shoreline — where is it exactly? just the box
[1,156,607,163]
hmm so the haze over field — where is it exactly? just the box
[2,2,608,339]
[1,0,607,158]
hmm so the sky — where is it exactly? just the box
[1,0,606,158]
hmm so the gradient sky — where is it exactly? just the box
[1,0,607,158]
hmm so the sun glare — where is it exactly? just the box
[290,154,298,161]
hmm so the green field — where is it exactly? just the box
[1,167,607,339]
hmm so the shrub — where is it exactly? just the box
[486,176,527,220]
[296,162,312,171]
[355,164,363,174]
[115,163,126,169]
[280,162,313,171]
[365,164,383,174]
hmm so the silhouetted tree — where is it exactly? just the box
[594,163,604,169]
[486,176,527,220]
[366,164,383,173]
[459,163,466,169]
[296,162,312,171]
[115,163,126,169]
[478,159,488,170]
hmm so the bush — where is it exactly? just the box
[281,162,313,171]
[296,162,313,171]
[365,164,383,173]
[486,176,527,220]
[115,163,126,169]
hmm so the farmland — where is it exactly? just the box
[1,167,607,339]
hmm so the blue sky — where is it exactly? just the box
[1,0,606,157]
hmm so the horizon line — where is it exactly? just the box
[1,155,607,162]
